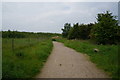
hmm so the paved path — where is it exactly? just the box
[36,41,109,78]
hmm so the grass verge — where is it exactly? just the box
[56,38,119,79]
[2,38,53,78]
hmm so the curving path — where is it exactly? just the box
[36,41,109,78]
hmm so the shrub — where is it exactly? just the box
[91,11,119,44]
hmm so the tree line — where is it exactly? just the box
[2,30,61,38]
[61,11,120,45]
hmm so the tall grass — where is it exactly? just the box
[56,38,119,79]
[2,38,53,78]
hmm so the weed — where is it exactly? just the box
[2,38,53,78]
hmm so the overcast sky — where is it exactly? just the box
[2,2,118,33]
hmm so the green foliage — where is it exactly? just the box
[68,23,93,40]
[79,23,93,39]
[15,51,25,59]
[56,38,119,79]
[2,31,60,78]
[91,11,119,44]
[2,30,25,38]
[68,23,80,39]
[61,11,119,44]
[52,39,56,41]
[68,27,74,39]
[2,38,53,78]
[2,30,61,38]
[61,23,71,38]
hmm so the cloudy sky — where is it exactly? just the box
[2,2,118,33]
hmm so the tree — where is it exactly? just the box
[68,23,93,40]
[79,23,93,39]
[91,11,119,44]
[61,23,71,38]
[68,23,80,39]
[68,27,74,39]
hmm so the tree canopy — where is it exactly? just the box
[61,11,119,44]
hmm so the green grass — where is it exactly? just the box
[2,38,53,78]
[56,38,119,79]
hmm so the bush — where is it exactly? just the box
[68,23,93,40]
[61,23,71,38]
[91,11,119,44]
[52,39,56,41]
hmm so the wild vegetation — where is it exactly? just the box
[56,38,119,79]
[59,11,119,79]
[2,31,61,78]
[61,11,119,45]
[2,10,119,79]
[2,30,61,38]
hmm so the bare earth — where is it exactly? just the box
[36,41,109,78]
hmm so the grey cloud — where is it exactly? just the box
[2,2,118,33]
